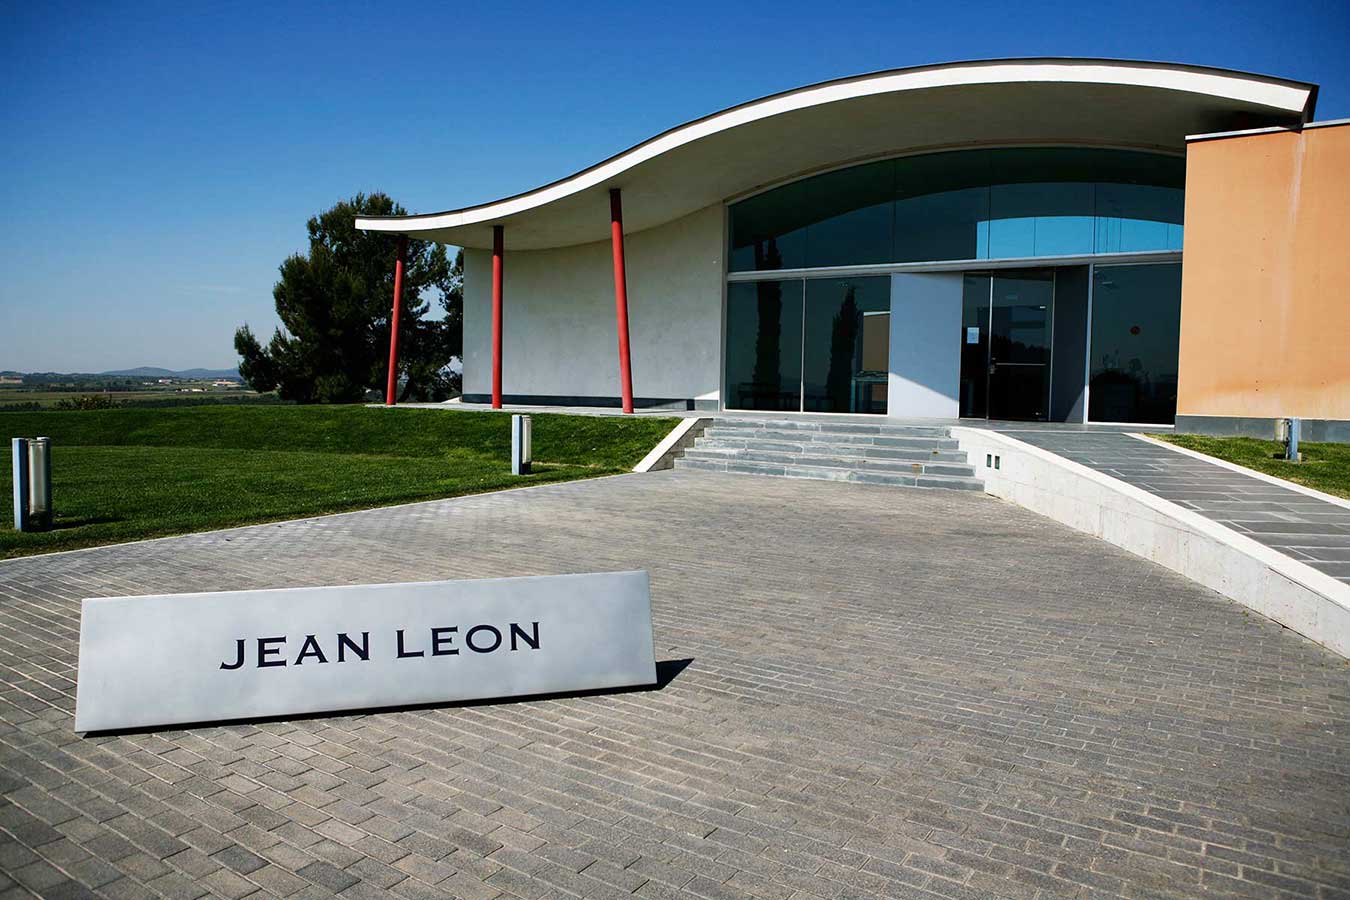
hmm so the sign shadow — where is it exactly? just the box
[80,658,694,737]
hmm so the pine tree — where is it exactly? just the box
[234,193,462,403]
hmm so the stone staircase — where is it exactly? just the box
[674,417,983,490]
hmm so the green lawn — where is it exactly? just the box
[1156,433,1350,500]
[1,406,678,558]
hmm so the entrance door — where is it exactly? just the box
[959,270,1055,421]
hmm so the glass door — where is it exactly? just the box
[959,270,1055,421]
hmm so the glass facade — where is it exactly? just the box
[803,278,890,413]
[725,277,890,413]
[725,280,803,411]
[724,148,1185,420]
[1089,263,1183,424]
[729,148,1184,271]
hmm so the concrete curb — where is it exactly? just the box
[634,417,711,473]
[953,426,1350,658]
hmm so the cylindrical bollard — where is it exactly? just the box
[11,437,30,532]
[27,437,53,531]
[511,415,532,475]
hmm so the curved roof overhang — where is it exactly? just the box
[355,58,1317,250]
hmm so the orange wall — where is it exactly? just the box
[1177,123,1350,422]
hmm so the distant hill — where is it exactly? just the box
[100,367,241,380]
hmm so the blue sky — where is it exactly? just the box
[2,0,1347,373]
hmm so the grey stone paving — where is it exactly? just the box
[1000,430,1350,585]
[1,470,1348,900]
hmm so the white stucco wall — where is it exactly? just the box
[462,204,724,404]
[888,273,962,418]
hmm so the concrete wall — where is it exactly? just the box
[888,273,962,418]
[1177,122,1350,426]
[463,204,724,406]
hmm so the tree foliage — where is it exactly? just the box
[235,193,463,404]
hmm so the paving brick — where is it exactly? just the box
[212,844,268,875]
[1,470,1348,900]
[199,866,261,900]
[297,859,359,893]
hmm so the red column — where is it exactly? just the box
[491,225,504,409]
[385,235,408,406]
[609,189,635,414]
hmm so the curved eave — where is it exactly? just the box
[355,58,1316,250]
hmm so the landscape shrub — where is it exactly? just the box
[52,394,120,411]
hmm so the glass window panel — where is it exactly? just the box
[1094,183,1185,253]
[1089,263,1182,424]
[804,160,894,268]
[725,280,803,410]
[894,188,990,263]
[959,274,990,418]
[802,277,891,413]
[991,272,1053,365]
[988,182,1095,258]
[730,148,1186,270]
[987,147,1103,185]
[728,179,809,272]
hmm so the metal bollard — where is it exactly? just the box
[11,438,29,531]
[27,437,52,530]
[1278,417,1302,462]
[511,415,532,475]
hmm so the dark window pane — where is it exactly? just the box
[1089,263,1182,424]
[725,280,803,410]
[988,271,1054,421]
[804,160,894,268]
[894,188,990,262]
[728,180,809,272]
[959,274,990,418]
[893,150,992,263]
[802,277,891,413]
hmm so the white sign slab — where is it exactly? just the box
[75,570,656,732]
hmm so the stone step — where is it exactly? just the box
[714,417,952,438]
[703,427,960,450]
[674,456,984,490]
[683,447,976,477]
[696,437,968,462]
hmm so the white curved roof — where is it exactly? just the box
[355,58,1316,250]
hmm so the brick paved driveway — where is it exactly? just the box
[1,470,1347,899]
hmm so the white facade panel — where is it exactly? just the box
[888,273,963,418]
[463,204,723,404]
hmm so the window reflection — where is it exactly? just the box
[803,278,890,413]
[728,148,1185,271]
[725,279,803,411]
[1088,264,1182,424]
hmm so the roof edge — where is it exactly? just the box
[356,57,1318,235]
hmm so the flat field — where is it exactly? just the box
[0,383,262,408]
[1,405,677,558]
